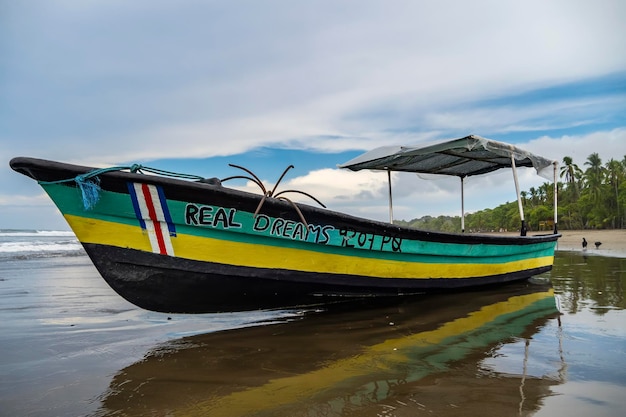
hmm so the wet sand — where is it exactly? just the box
[1,243,625,416]
[0,256,303,417]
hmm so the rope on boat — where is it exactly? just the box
[39,165,206,210]
[38,162,325,222]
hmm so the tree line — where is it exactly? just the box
[397,152,626,232]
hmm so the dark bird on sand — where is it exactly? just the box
[582,238,587,249]
[595,241,602,249]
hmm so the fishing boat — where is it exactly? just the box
[10,135,560,313]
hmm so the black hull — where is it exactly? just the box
[85,243,552,313]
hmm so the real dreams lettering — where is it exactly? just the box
[184,204,402,251]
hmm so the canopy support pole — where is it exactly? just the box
[387,169,393,224]
[511,156,527,236]
[553,161,558,234]
[460,176,465,233]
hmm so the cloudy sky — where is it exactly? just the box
[1,0,625,230]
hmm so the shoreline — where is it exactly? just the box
[484,229,626,258]
[555,229,626,258]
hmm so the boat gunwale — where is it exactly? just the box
[10,156,561,246]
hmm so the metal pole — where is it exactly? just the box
[461,176,465,233]
[511,155,527,236]
[553,161,558,234]
[387,169,393,224]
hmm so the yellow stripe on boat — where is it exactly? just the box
[65,215,553,279]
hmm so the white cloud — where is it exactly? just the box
[2,1,625,228]
[527,128,626,165]
[4,0,625,163]
[0,193,51,206]
[230,168,389,205]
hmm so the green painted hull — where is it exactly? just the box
[10,157,560,313]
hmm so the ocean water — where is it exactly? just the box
[0,229,83,260]
[0,232,624,417]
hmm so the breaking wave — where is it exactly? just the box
[0,230,85,260]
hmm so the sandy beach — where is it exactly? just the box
[555,229,626,256]
[485,229,626,258]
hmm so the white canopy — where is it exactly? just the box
[338,135,558,233]
[338,135,556,180]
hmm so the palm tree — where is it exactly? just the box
[538,182,549,204]
[529,187,537,206]
[560,156,582,199]
[605,159,624,228]
[584,152,603,174]
[583,153,605,203]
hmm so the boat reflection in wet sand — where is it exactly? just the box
[96,280,563,417]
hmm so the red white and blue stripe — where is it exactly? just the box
[128,183,176,256]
